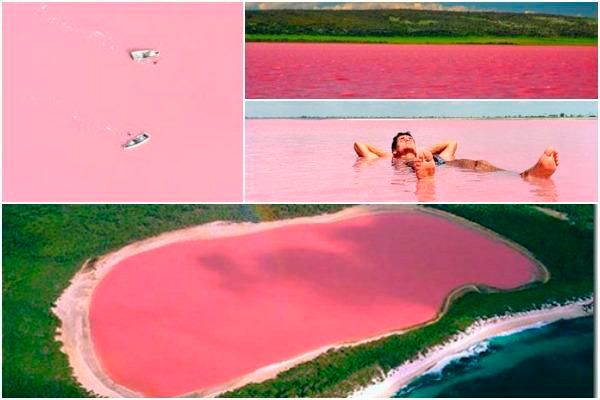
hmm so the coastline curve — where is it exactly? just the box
[52,205,550,397]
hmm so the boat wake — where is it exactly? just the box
[35,3,120,51]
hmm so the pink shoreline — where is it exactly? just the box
[53,206,547,397]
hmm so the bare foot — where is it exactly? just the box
[413,150,436,180]
[521,147,559,179]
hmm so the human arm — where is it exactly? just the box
[353,142,391,158]
[428,139,457,161]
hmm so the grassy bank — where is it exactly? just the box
[2,205,594,397]
[246,33,597,46]
[246,9,597,45]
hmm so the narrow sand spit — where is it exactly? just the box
[533,206,569,221]
[350,297,594,398]
[53,205,551,397]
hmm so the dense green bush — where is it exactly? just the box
[246,9,597,40]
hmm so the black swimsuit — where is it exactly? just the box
[433,155,446,166]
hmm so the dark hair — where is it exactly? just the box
[391,131,413,151]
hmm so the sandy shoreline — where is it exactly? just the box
[350,297,594,398]
[52,205,550,397]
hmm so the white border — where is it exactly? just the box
[0,1,598,399]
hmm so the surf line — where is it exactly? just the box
[350,297,594,398]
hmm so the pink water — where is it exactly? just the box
[246,119,597,202]
[3,3,243,202]
[90,211,538,397]
[246,43,598,98]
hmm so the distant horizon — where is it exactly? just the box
[246,101,598,119]
[246,2,598,18]
[246,115,598,119]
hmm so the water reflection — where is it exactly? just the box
[390,158,437,201]
[525,177,558,202]
[353,157,557,202]
[353,156,385,170]
[415,178,436,202]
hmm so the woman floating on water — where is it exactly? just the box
[353,131,559,180]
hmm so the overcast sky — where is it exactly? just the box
[246,101,598,118]
[245,2,598,18]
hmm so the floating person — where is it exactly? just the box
[353,131,559,180]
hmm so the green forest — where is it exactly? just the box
[2,204,594,397]
[246,9,598,45]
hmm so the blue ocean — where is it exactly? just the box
[394,316,594,398]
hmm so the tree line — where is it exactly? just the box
[246,9,597,38]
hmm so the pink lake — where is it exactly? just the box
[3,3,243,202]
[245,43,598,99]
[90,211,539,397]
[246,118,597,202]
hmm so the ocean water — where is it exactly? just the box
[394,316,594,398]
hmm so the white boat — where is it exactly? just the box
[130,49,160,61]
[123,132,150,149]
